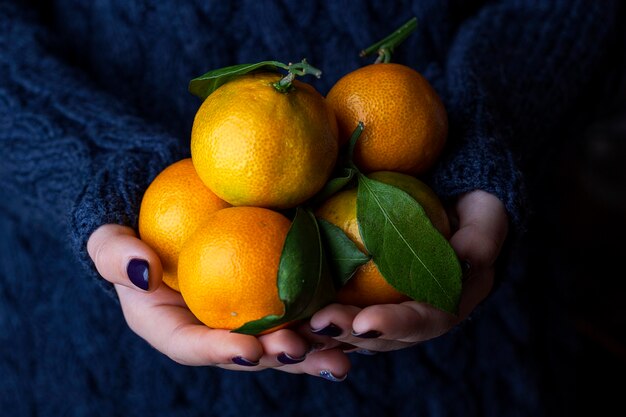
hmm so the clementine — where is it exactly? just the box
[316,171,450,307]
[177,206,290,331]
[138,158,231,291]
[326,63,447,175]
[191,72,339,209]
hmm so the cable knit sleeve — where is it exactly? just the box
[429,0,616,229]
[0,3,184,293]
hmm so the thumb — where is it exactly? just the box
[449,191,509,272]
[448,191,509,319]
[87,224,163,292]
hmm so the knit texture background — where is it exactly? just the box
[0,0,618,415]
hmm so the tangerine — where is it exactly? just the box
[316,171,450,307]
[138,158,230,291]
[191,72,339,209]
[177,206,290,331]
[326,63,447,175]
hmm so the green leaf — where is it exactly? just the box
[310,167,357,205]
[356,175,462,314]
[233,208,335,335]
[317,218,371,288]
[309,121,364,205]
[188,61,289,100]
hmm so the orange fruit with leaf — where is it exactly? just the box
[177,207,291,331]
[316,171,450,307]
[191,71,339,209]
[326,63,447,175]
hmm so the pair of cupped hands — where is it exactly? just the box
[88,190,507,382]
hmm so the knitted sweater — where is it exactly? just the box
[0,1,618,416]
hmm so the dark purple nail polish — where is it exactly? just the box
[231,356,259,367]
[311,323,342,337]
[351,330,382,339]
[319,370,347,382]
[277,352,306,365]
[127,258,149,291]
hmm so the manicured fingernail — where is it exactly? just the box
[127,258,149,291]
[311,323,343,337]
[231,356,259,367]
[461,260,472,281]
[277,352,306,365]
[319,370,347,382]
[351,330,382,339]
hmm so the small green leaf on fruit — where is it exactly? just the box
[309,121,364,205]
[356,175,462,314]
[310,167,357,205]
[189,61,289,99]
[233,208,335,335]
[317,218,370,288]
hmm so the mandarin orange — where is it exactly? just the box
[326,63,447,175]
[316,171,450,307]
[177,206,290,331]
[138,158,230,291]
[191,72,338,209]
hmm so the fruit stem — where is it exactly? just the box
[346,122,364,171]
[359,17,418,63]
[272,59,322,93]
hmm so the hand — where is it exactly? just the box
[87,224,350,380]
[304,190,509,353]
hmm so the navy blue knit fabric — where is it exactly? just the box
[0,1,618,416]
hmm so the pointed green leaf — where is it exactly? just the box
[317,218,371,288]
[233,208,335,335]
[309,121,364,205]
[310,167,357,205]
[356,175,462,314]
[188,61,289,99]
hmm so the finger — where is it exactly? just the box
[303,304,361,350]
[451,191,509,271]
[256,328,310,367]
[457,268,495,320]
[116,284,264,367]
[87,224,162,292]
[450,191,508,319]
[350,302,457,344]
[309,303,361,337]
[278,348,352,382]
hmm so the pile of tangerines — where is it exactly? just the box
[138,20,454,335]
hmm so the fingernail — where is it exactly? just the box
[351,330,382,339]
[319,370,347,382]
[277,352,306,365]
[311,323,343,337]
[231,356,259,367]
[461,260,472,282]
[127,258,150,291]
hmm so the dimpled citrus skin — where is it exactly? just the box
[191,72,339,209]
[326,63,448,175]
[138,158,231,292]
[177,207,290,330]
[316,172,450,307]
